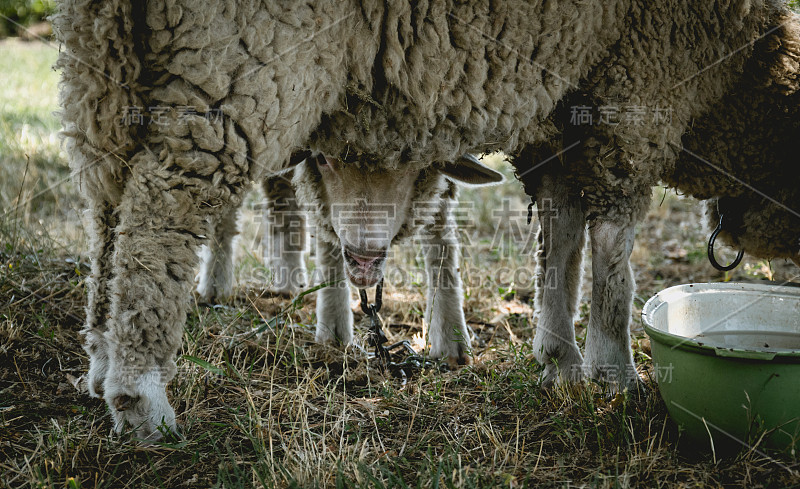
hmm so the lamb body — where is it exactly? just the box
[55,0,794,439]
[197,154,503,363]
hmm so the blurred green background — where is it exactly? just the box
[0,0,55,37]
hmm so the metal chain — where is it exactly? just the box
[358,279,439,376]
[359,279,389,363]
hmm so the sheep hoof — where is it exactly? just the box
[430,340,472,369]
[86,353,109,398]
[110,392,178,442]
[113,394,139,412]
[591,368,644,394]
[195,288,234,305]
[89,378,104,398]
[539,372,557,391]
[315,322,352,346]
[444,355,472,369]
[537,346,585,388]
[627,378,648,399]
[105,369,177,441]
[539,364,583,390]
[601,378,647,402]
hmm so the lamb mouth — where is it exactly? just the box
[345,268,383,289]
[342,247,386,288]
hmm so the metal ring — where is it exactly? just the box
[708,214,744,272]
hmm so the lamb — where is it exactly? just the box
[54,0,796,440]
[196,153,503,363]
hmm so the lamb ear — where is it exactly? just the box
[439,154,505,186]
[265,150,310,183]
[287,149,312,168]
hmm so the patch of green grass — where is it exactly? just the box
[0,0,56,36]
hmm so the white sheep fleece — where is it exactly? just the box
[54,0,794,438]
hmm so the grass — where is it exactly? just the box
[2,37,800,488]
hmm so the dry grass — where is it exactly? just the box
[2,38,800,488]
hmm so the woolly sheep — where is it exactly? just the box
[515,7,800,386]
[55,0,795,440]
[667,13,800,265]
[197,153,503,364]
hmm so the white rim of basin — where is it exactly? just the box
[642,282,800,361]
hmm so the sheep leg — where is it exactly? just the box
[583,218,638,387]
[314,236,353,345]
[263,175,307,295]
[425,197,471,366]
[531,173,586,386]
[82,201,117,398]
[196,206,240,303]
[102,156,239,441]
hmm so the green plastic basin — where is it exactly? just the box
[642,282,800,453]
